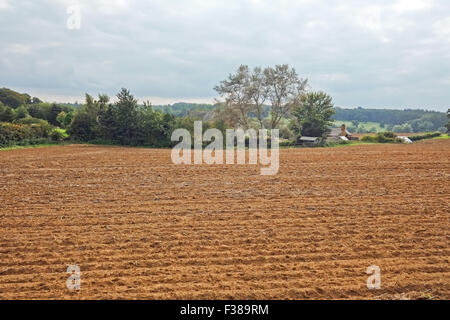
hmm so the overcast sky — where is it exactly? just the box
[1,0,449,110]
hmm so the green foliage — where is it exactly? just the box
[409,132,441,141]
[392,123,413,133]
[68,89,180,147]
[14,117,50,125]
[61,111,75,128]
[326,139,351,147]
[69,93,110,142]
[50,128,69,141]
[27,103,50,120]
[153,103,217,117]
[382,131,396,138]
[107,88,140,145]
[279,139,295,147]
[292,91,335,137]
[334,107,447,133]
[334,107,445,125]
[0,122,53,147]
[0,88,31,108]
[27,102,74,124]
[14,105,29,120]
[0,105,15,122]
[48,104,64,126]
[32,97,42,104]
[67,98,101,142]
[361,132,401,143]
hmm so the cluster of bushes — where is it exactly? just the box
[67,89,230,148]
[279,140,296,147]
[0,122,55,147]
[0,91,75,148]
[325,139,350,147]
[0,88,233,149]
[408,132,441,141]
[361,132,403,143]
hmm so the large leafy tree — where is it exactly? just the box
[264,64,308,129]
[214,65,252,130]
[48,103,63,126]
[68,94,108,141]
[248,67,269,129]
[109,88,140,145]
[136,101,167,146]
[214,64,308,130]
[292,91,336,137]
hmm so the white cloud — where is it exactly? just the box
[393,0,433,13]
[0,0,10,10]
[433,17,450,39]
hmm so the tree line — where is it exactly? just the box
[1,67,448,148]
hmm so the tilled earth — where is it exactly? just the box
[0,140,449,299]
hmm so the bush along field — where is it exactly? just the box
[322,132,445,148]
[361,131,444,144]
[361,132,404,143]
[408,132,443,141]
[0,122,61,148]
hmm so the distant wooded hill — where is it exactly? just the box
[151,103,447,131]
[333,107,447,133]
[152,103,217,117]
[333,107,446,126]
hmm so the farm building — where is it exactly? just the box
[298,136,321,146]
[327,124,358,142]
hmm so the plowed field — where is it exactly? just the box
[0,139,449,299]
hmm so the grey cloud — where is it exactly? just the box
[0,0,449,110]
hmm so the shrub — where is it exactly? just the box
[409,132,441,141]
[67,110,100,142]
[361,135,375,142]
[50,128,69,141]
[0,122,53,147]
[382,131,396,139]
[14,117,49,125]
[326,139,350,147]
[279,140,295,147]
[361,132,401,143]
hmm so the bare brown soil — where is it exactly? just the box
[0,140,449,300]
